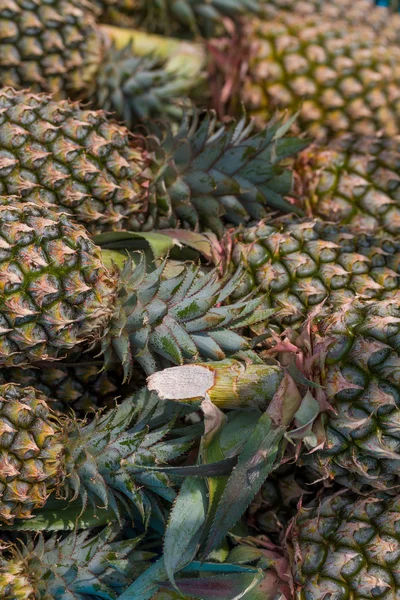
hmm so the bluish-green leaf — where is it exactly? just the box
[164,477,208,590]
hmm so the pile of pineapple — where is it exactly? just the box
[1,0,400,598]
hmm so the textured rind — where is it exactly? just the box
[295,135,400,237]
[0,383,62,522]
[0,349,129,415]
[242,7,400,140]
[225,217,400,325]
[0,196,116,367]
[0,0,103,98]
[265,0,400,42]
[304,297,400,493]
[0,88,146,235]
[290,493,400,599]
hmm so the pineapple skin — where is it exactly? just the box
[0,383,63,522]
[225,218,399,326]
[289,492,400,599]
[0,0,103,98]
[228,491,400,599]
[265,0,400,42]
[241,7,400,140]
[0,196,116,367]
[0,88,146,235]
[295,135,400,237]
[300,297,400,493]
[0,351,129,415]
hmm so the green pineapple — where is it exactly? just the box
[221,217,399,326]
[226,492,400,600]
[264,0,400,43]
[294,135,400,237]
[96,0,260,36]
[288,492,400,599]
[290,296,400,493]
[0,524,152,598]
[0,0,190,126]
[106,2,400,140]
[0,88,302,238]
[235,3,400,140]
[0,349,130,415]
[0,382,194,523]
[0,196,271,377]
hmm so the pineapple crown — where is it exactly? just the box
[0,524,152,599]
[94,42,191,128]
[144,111,306,237]
[59,387,195,524]
[101,254,272,380]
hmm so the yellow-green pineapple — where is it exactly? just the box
[0,382,196,523]
[294,135,400,237]
[226,492,400,599]
[0,88,302,238]
[106,1,400,140]
[0,524,151,598]
[0,195,272,378]
[221,217,400,326]
[0,0,192,126]
[239,4,400,140]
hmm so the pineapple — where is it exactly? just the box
[0,88,302,238]
[290,296,400,493]
[221,217,399,326]
[294,135,400,237]
[153,295,400,493]
[233,3,400,140]
[106,3,400,140]
[0,0,189,126]
[0,524,152,598]
[226,492,400,600]
[229,5,400,140]
[96,0,261,36]
[0,348,130,415]
[0,382,193,523]
[288,492,400,599]
[264,0,400,43]
[0,196,271,377]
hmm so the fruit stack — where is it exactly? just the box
[0,1,400,598]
